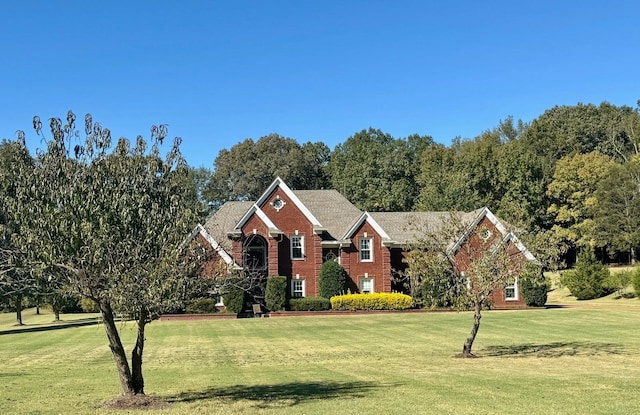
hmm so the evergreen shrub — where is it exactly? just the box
[185,298,218,314]
[561,250,611,300]
[633,267,640,297]
[289,296,331,311]
[520,263,548,307]
[265,276,287,311]
[318,261,347,298]
[330,292,412,311]
[224,284,246,314]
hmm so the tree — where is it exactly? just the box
[561,249,611,300]
[405,214,528,357]
[329,128,431,211]
[547,151,616,254]
[592,159,640,263]
[318,261,347,299]
[5,112,204,396]
[204,134,330,206]
[0,140,39,325]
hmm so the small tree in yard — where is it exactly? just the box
[318,260,346,299]
[406,213,530,357]
[561,249,611,300]
[3,112,207,398]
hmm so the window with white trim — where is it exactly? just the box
[291,279,305,298]
[291,235,304,260]
[505,277,518,301]
[359,237,373,262]
[360,278,374,294]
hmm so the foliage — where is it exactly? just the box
[185,298,218,314]
[330,292,412,311]
[328,128,431,211]
[223,282,246,314]
[2,111,206,396]
[592,159,640,262]
[318,261,347,299]
[288,296,332,311]
[519,263,548,307]
[79,297,100,313]
[204,134,330,207]
[265,276,287,311]
[561,250,612,300]
[547,151,616,251]
[633,267,640,296]
[603,270,633,298]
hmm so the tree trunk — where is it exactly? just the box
[99,301,136,395]
[54,310,60,321]
[461,301,482,357]
[631,247,636,265]
[130,310,147,395]
[15,296,24,326]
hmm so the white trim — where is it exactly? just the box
[505,276,519,301]
[195,224,237,267]
[360,277,374,293]
[343,212,391,242]
[359,237,373,262]
[232,204,283,237]
[291,279,305,298]
[255,177,323,227]
[290,234,305,260]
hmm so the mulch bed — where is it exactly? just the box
[103,394,170,410]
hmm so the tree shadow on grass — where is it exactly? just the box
[480,341,626,358]
[167,381,387,409]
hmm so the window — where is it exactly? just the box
[505,277,518,301]
[360,278,374,294]
[359,237,373,262]
[291,279,305,298]
[291,235,304,260]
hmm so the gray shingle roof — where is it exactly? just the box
[369,209,482,245]
[202,201,254,251]
[293,189,363,240]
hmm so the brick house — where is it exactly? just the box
[192,177,537,308]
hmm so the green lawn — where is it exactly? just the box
[1,307,639,414]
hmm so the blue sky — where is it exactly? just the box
[1,1,639,168]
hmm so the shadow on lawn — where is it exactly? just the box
[480,341,626,358]
[167,380,386,408]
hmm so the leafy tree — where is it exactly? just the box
[328,128,432,211]
[561,250,611,300]
[404,214,527,357]
[592,159,640,263]
[318,261,347,299]
[547,152,616,253]
[5,112,204,396]
[0,140,39,325]
[205,134,330,206]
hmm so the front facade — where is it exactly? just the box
[195,177,537,308]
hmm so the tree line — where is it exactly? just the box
[201,101,640,269]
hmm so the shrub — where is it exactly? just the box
[79,298,99,313]
[223,284,246,314]
[520,263,548,307]
[265,276,287,311]
[633,267,640,297]
[318,261,347,299]
[289,296,331,311]
[604,269,633,298]
[185,298,218,314]
[330,292,412,311]
[561,250,611,300]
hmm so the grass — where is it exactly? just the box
[1,306,640,414]
[0,307,101,333]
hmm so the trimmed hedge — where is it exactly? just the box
[289,296,332,311]
[266,276,287,311]
[330,292,412,311]
[520,263,548,307]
